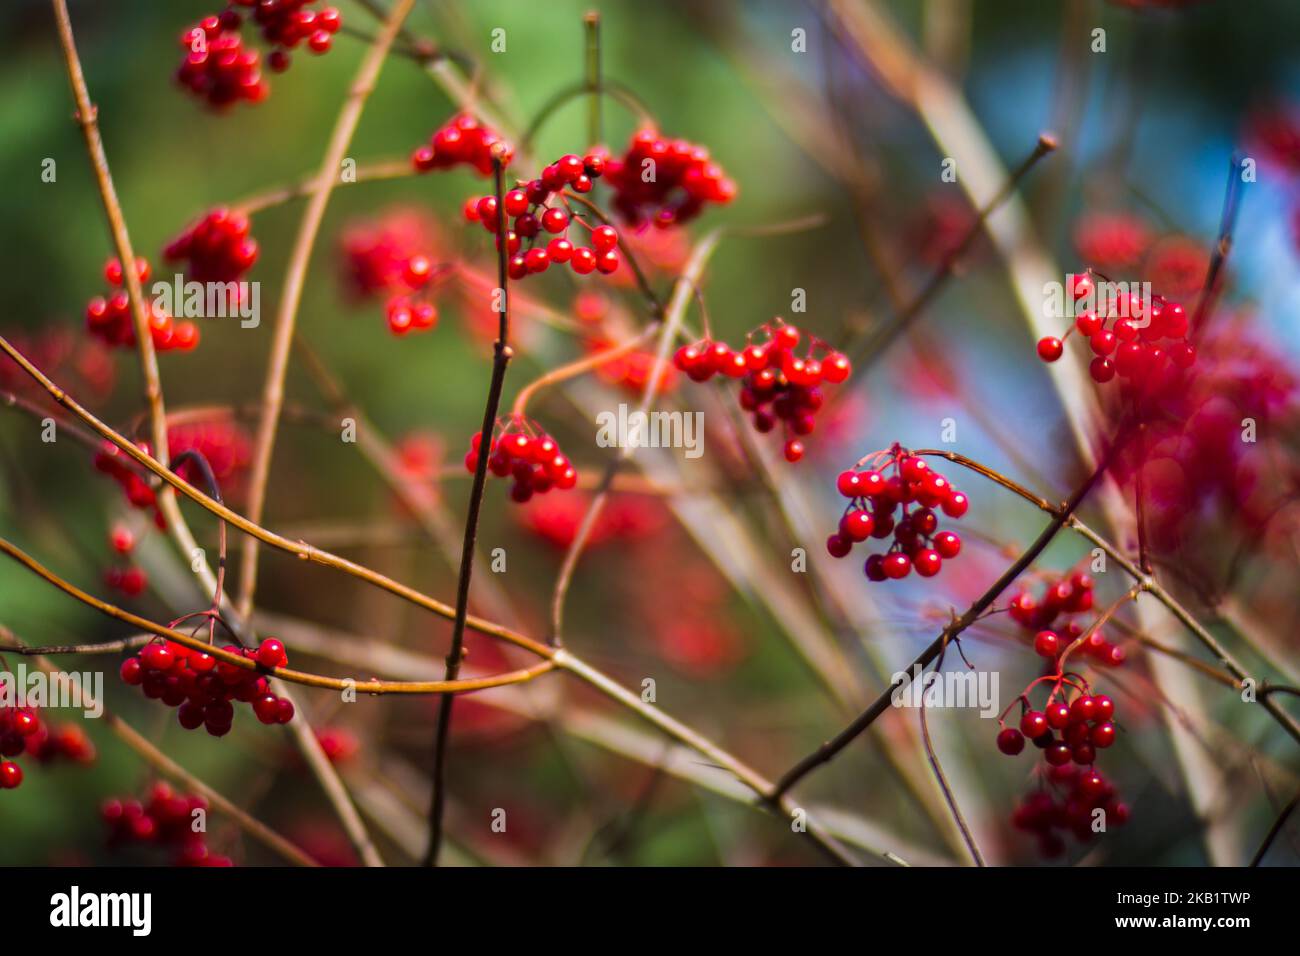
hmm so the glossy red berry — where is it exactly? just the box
[1045,702,1072,729]
[1090,722,1116,748]
[256,638,287,669]
[1037,336,1064,362]
[882,552,911,579]
[1033,630,1060,658]
[997,728,1026,755]
[1020,710,1049,738]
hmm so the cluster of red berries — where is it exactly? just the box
[163,208,259,293]
[1009,573,1125,667]
[828,450,967,580]
[339,218,445,335]
[1036,272,1195,386]
[1011,766,1129,858]
[240,0,341,60]
[674,319,851,462]
[23,720,95,767]
[601,128,737,228]
[464,420,578,503]
[103,783,232,866]
[177,14,267,108]
[170,419,253,488]
[177,5,340,109]
[996,682,1118,769]
[466,153,621,279]
[87,259,198,352]
[119,638,295,737]
[412,113,513,176]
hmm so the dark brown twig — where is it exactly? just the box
[423,150,514,867]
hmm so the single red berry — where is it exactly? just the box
[256,638,287,669]
[120,658,144,686]
[1090,721,1116,748]
[997,728,1025,755]
[933,530,961,558]
[826,534,852,558]
[140,643,176,673]
[1033,630,1060,658]
[913,548,942,577]
[591,225,619,252]
[882,552,911,580]
[836,470,862,497]
[839,510,875,542]
[1070,696,1099,724]
[1020,710,1049,738]
[1093,694,1115,721]
[1037,336,1064,362]
[1044,742,1072,767]
[1046,702,1072,729]
[783,439,804,463]
[0,761,23,789]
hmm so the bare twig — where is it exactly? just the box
[237,0,416,622]
[424,150,515,867]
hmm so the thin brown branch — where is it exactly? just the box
[0,536,555,695]
[771,434,1123,800]
[547,229,721,646]
[424,150,515,867]
[237,0,416,622]
[918,448,1300,748]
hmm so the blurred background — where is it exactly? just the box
[1,0,1298,866]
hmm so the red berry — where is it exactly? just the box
[1070,696,1099,724]
[0,761,23,789]
[882,553,911,579]
[1033,630,1060,658]
[913,548,942,577]
[1046,702,1072,729]
[591,225,619,252]
[1090,722,1116,748]
[997,728,1025,755]
[1044,742,1072,767]
[933,531,961,558]
[1020,710,1049,738]
[141,643,176,673]
[256,638,287,669]
[826,534,852,558]
[1037,336,1064,362]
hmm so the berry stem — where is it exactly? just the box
[585,12,602,147]
[425,148,516,868]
